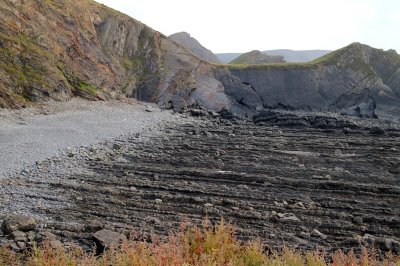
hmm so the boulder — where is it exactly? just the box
[369,126,385,135]
[93,229,127,253]
[1,215,37,234]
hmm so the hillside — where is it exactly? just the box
[216,49,331,63]
[229,43,400,118]
[229,50,285,64]
[0,0,260,114]
[168,32,220,63]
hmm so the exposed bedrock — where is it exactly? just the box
[230,43,400,119]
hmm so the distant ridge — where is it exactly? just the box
[168,32,220,63]
[229,50,285,64]
[217,49,332,63]
[263,49,332,62]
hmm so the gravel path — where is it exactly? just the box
[0,99,182,177]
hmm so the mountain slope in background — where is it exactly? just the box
[263,49,332,62]
[168,32,220,64]
[216,49,332,63]
[229,50,285,64]
[216,53,243,64]
[230,43,400,118]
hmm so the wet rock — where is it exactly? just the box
[1,215,37,234]
[352,216,363,225]
[189,109,208,117]
[93,229,127,253]
[369,126,385,135]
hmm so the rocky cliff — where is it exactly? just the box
[230,43,400,119]
[1,1,399,120]
[168,32,220,64]
[229,50,285,64]
[0,0,260,115]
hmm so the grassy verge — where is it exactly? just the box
[0,220,399,265]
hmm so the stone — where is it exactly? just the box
[352,216,363,225]
[1,215,37,234]
[369,126,385,135]
[50,240,63,249]
[11,230,26,239]
[311,229,327,240]
[9,242,20,252]
[39,231,58,241]
[16,241,26,250]
[93,229,127,253]
[335,149,342,156]
[155,199,163,205]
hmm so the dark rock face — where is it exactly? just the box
[253,111,359,129]
[1,117,399,255]
[230,43,400,119]
[168,32,220,64]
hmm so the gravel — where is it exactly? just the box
[0,98,184,177]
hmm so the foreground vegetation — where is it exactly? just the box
[0,220,399,266]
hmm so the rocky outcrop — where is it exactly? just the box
[168,32,220,64]
[229,50,285,64]
[0,0,257,116]
[1,1,399,120]
[230,43,400,119]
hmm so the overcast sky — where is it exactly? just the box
[94,0,399,53]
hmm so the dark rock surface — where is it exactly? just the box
[0,115,399,255]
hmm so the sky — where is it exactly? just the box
[94,0,400,53]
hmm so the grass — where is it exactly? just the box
[77,81,98,95]
[0,220,399,266]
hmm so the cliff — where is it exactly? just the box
[230,43,400,118]
[0,0,260,115]
[168,32,220,64]
[229,50,285,64]
[1,1,399,120]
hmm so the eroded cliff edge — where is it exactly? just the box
[229,43,400,119]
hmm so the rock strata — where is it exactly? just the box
[0,114,399,255]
